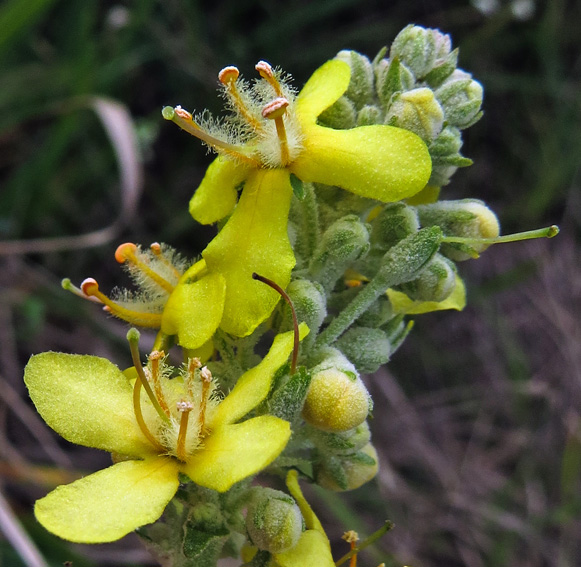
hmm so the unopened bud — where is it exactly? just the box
[385,87,444,143]
[357,296,394,328]
[310,421,372,455]
[335,50,374,109]
[435,70,483,128]
[318,95,357,129]
[283,279,327,336]
[309,215,370,292]
[303,350,371,432]
[336,327,391,374]
[370,202,420,250]
[357,104,382,126]
[428,125,472,186]
[390,25,439,80]
[375,57,415,107]
[315,443,379,491]
[395,253,456,302]
[418,199,500,261]
[245,489,302,554]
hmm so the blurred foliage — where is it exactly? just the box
[0,0,579,566]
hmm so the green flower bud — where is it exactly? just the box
[315,443,379,491]
[435,70,483,128]
[428,125,472,186]
[390,25,439,80]
[283,279,327,336]
[395,253,456,302]
[245,489,302,554]
[425,48,459,88]
[375,57,415,107]
[336,326,391,374]
[335,50,374,109]
[386,88,444,143]
[303,350,371,432]
[309,215,370,292]
[356,104,382,126]
[417,199,500,261]
[309,421,372,455]
[318,95,357,129]
[370,202,420,250]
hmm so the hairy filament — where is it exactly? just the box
[115,243,175,294]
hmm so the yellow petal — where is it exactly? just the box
[161,270,226,349]
[405,184,441,205]
[285,469,326,536]
[35,457,180,543]
[182,416,291,492]
[24,353,151,457]
[387,274,466,314]
[212,323,309,426]
[296,59,351,125]
[202,169,295,337]
[273,530,335,567]
[291,124,431,202]
[189,156,249,224]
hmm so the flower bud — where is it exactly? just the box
[435,70,483,128]
[375,57,415,107]
[335,50,374,109]
[371,202,420,250]
[385,88,444,143]
[417,199,500,261]
[336,327,391,374]
[303,350,371,432]
[425,48,459,88]
[395,253,456,303]
[356,104,382,126]
[283,279,327,336]
[318,95,357,129]
[309,215,370,291]
[357,296,393,328]
[315,443,379,491]
[309,421,372,455]
[390,25,439,80]
[245,489,302,554]
[428,125,472,186]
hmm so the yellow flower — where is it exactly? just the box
[24,325,307,543]
[163,59,432,340]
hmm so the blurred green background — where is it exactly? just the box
[0,0,579,566]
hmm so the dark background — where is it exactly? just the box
[0,1,579,565]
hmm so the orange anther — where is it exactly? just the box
[150,242,162,255]
[218,66,240,84]
[81,278,100,296]
[174,105,193,121]
[115,242,137,263]
[255,60,274,79]
[262,97,289,119]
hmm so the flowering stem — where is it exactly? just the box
[334,521,395,567]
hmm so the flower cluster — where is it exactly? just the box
[24,24,557,567]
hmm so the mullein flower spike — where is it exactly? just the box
[24,325,308,543]
[163,59,431,340]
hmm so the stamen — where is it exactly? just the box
[115,242,175,294]
[150,242,182,280]
[255,61,284,97]
[176,400,194,462]
[218,66,263,131]
[162,105,261,167]
[252,273,299,374]
[133,373,165,452]
[126,329,170,424]
[186,357,202,398]
[342,531,359,567]
[149,350,171,417]
[334,521,394,567]
[80,278,163,328]
[199,366,213,432]
[262,97,290,166]
[62,278,101,303]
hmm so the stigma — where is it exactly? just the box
[162,60,304,169]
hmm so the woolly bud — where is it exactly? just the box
[371,202,420,250]
[375,57,415,108]
[315,443,379,491]
[395,253,457,303]
[357,296,394,328]
[385,87,444,143]
[335,50,374,109]
[283,279,327,336]
[303,350,371,432]
[310,421,372,455]
[390,25,440,80]
[245,489,302,553]
[428,125,472,187]
[336,326,391,374]
[356,104,382,126]
[309,215,370,292]
[435,70,483,128]
[318,95,357,129]
[418,199,500,261]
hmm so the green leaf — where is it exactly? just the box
[290,173,305,200]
